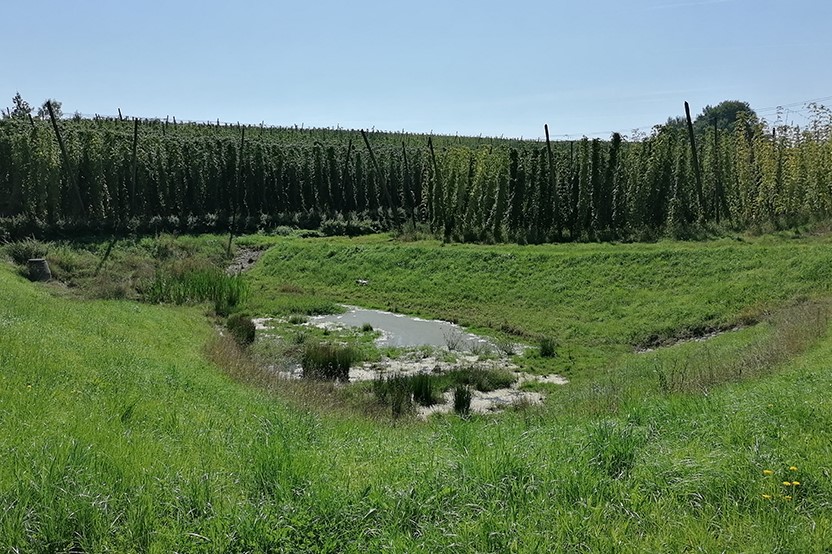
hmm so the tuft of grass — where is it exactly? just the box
[453,385,472,416]
[361,322,374,332]
[539,336,557,358]
[141,268,247,315]
[411,373,438,407]
[301,343,357,382]
[443,329,464,351]
[494,336,516,356]
[587,421,642,479]
[288,313,307,325]
[448,367,516,392]
[226,314,256,346]
[388,374,413,418]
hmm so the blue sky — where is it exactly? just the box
[3,0,831,139]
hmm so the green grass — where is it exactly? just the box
[241,233,832,374]
[3,232,832,551]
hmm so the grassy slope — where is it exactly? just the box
[2,235,832,551]
[242,233,832,372]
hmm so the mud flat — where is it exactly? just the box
[253,306,566,415]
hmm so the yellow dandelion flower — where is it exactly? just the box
[763,469,774,475]
[783,481,792,486]
[762,494,772,499]
[789,466,798,471]
[792,481,800,486]
[784,495,792,500]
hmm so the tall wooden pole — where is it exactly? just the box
[47,100,85,217]
[544,124,561,239]
[227,126,245,256]
[361,129,393,225]
[684,101,705,221]
[130,118,139,216]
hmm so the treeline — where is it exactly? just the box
[1,108,831,242]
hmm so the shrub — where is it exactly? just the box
[453,385,472,416]
[540,336,557,358]
[361,322,374,332]
[5,238,49,265]
[443,329,464,351]
[227,314,256,346]
[301,343,356,382]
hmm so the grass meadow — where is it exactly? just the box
[1,231,832,551]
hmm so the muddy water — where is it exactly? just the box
[310,306,492,350]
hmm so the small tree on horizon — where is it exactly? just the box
[37,99,63,119]
[10,92,32,119]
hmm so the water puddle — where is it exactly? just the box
[309,306,493,350]
[254,305,567,416]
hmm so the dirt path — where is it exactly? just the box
[226,247,266,274]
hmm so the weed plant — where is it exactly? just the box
[453,385,472,416]
[301,343,356,381]
[410,373,437,407]
[539,336,557,358]
[4,237,49,264]
[226,314,256,346]
[142,268,247,315]
[288,313,307,324]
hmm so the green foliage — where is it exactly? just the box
[142,267,247,315]
[1,101,829,243]
[453,384,472,415]
[4,237,48,264]
[226,313,256,346]
[539,336,557,358]
[4,235,832,550]
[587,421,642,479]
[245,233,832,374]
[410,373,437,407]
[448,367,516,392]
[301,343,356,381]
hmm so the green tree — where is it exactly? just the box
[694,100,758,135]
[37,99,63,119]
[10,92,32,119]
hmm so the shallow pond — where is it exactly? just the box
[309,306,491,350]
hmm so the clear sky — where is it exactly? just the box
[3,0,831,139]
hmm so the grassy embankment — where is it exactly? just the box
[2,232,832,551]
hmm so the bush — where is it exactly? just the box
[361,322,374,332]
[453,385,472,416]
[227,314,256,346]
[5,238,49,265]
[301,343,356,382]
[320,216,378,237]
